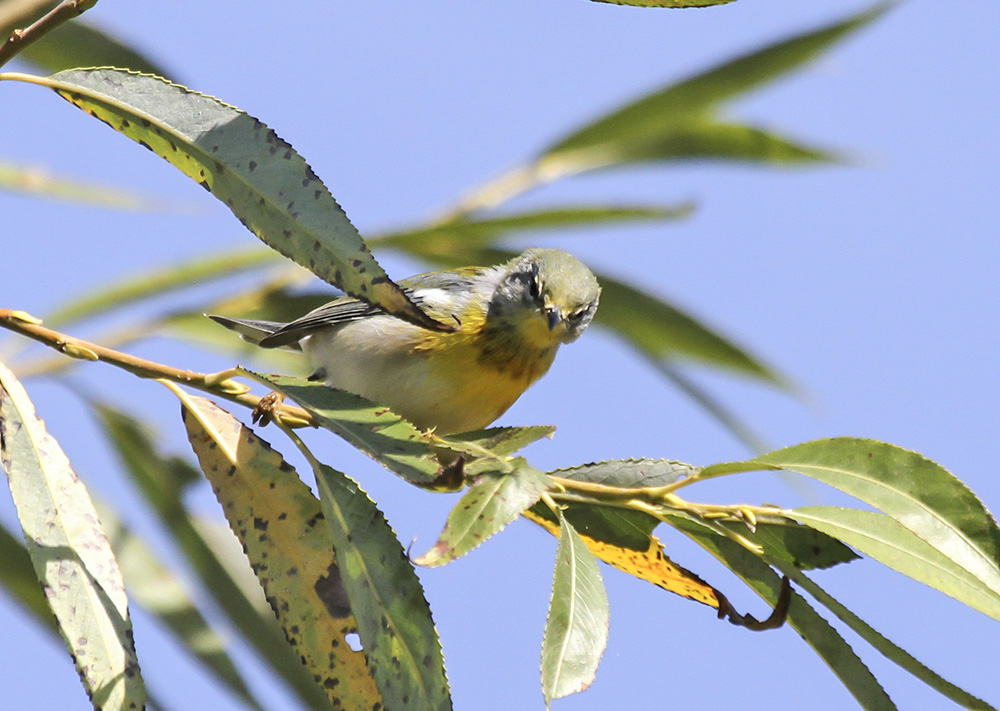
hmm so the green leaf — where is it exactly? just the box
[536,121,834,179]
[0,362,146,711]
[443,425,556,459]
[314,463,452,711]
[162,281,326,372]
[541,511,610,707]
[0,1,170,76]
[736,520,859,571]
[553,457,698,488]
[545,458,699,550]
[790,507,1000,621]
[375,203,694,253]
[542,5,886,160]
[0,159,163,209]
[779,565,998,711]
[246,373,555,487]
[251,372,443,484]
[177,390,383,710]
[676,519,897,710]
[0,68,445,332]
[449,4,885,213]
[94,401,334,711]
[525,506,722,609]
[414,459,552,566]
[717,438,1000,600]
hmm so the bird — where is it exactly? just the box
[209,248,601,435]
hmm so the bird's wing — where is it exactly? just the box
[255,296,378,347]
[220,266,491,349]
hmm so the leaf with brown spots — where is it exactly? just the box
[314,463,453,711]
[414,459,552,567]
[93,402,331,711]
[0,68,447,332]
[0,362,146,711]
[174,389,381,711]
[93,404,272,711]
[524,507,719,610]
[530,458,855,608]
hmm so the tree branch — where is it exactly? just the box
[0,0,98,70]
[0,308,315,425]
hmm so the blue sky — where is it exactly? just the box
[2,1,999,709]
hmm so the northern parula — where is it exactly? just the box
[210,248,600,434]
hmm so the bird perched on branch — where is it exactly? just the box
[210,248,601,434]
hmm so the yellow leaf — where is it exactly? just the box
[175,389,381,709]
[524,510,718,609]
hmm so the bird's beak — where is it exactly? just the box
[545,305,562,331]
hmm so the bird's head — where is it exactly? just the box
[491,248,601,347]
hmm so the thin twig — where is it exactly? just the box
[0,0,98,70]
[547,474,791,532]
[0,308,316,426]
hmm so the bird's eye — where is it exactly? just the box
[528,274,541,300]
[569,307,587,322]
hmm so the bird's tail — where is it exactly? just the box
[207,315,299,350]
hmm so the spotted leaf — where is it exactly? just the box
[176,389,381,710]
[1,68,445,332]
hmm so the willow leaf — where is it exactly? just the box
[314,463,453,711]
[44,247,280,329]
[0,362,145,711]
[541,512,610,707]
[177,390,382,710]
[374,203,693,253]
[94,402,332,711]
[415,460,551,567]
[543,5,887,159]
[0,520,55,631]
[18,20,173,77]
[779,565,998,711]
[790,507,1000,621]
[0,68,443,332]
[0,159,160,209]
[709,439,1000,600]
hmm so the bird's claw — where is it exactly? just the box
[252,391,285,426]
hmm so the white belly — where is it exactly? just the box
[302,316,552,433]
